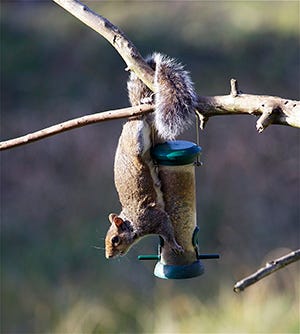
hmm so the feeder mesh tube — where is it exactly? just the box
[159,164,197,265]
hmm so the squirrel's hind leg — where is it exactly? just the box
[163,233,184,255]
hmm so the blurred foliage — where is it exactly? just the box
[1,1,299,333]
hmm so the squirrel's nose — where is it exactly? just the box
[105,252,113,259]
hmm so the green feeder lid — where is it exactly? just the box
[151,140,202,166]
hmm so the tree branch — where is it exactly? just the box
[51,0,299,130]
[0,105,153,151]
[1,0,299,151]
[233,249,300,293]
[2,85,299,150]
[198,85,300,131]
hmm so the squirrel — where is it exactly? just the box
[105,53,198,259]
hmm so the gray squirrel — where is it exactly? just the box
[105,53,198,258]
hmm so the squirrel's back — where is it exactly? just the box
[113,118,164,220]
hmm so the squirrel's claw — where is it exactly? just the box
[170,242,184,255]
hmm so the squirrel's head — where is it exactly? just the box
[105,213,138,259]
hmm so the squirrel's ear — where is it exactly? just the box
[108,213,118,224]
[109,213,124,228]
[114,217,124,228]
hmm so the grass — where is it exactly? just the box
[53,273,299,334]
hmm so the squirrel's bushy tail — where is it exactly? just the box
[152,53,197,140]
[127,52,198,141]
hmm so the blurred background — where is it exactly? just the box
[1,1,299,333]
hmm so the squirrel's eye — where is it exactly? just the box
[111,236,120,245]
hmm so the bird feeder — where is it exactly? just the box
[138,140,219,279]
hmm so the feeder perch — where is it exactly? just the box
[138,140,219,279]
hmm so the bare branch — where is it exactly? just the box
[2,86,299,150]
[0,105,153,151]
[51,1,299,131]
[198,88,300,131]
[233,249,300,293]
[2,1,299,151]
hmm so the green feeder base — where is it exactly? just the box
[154,260,205,279]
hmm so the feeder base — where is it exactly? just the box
[154,260,204,279]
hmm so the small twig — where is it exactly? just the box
[256,105,276,133]
[233,249,300,293]
[0,104,153,151]
[230,78,239,97]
